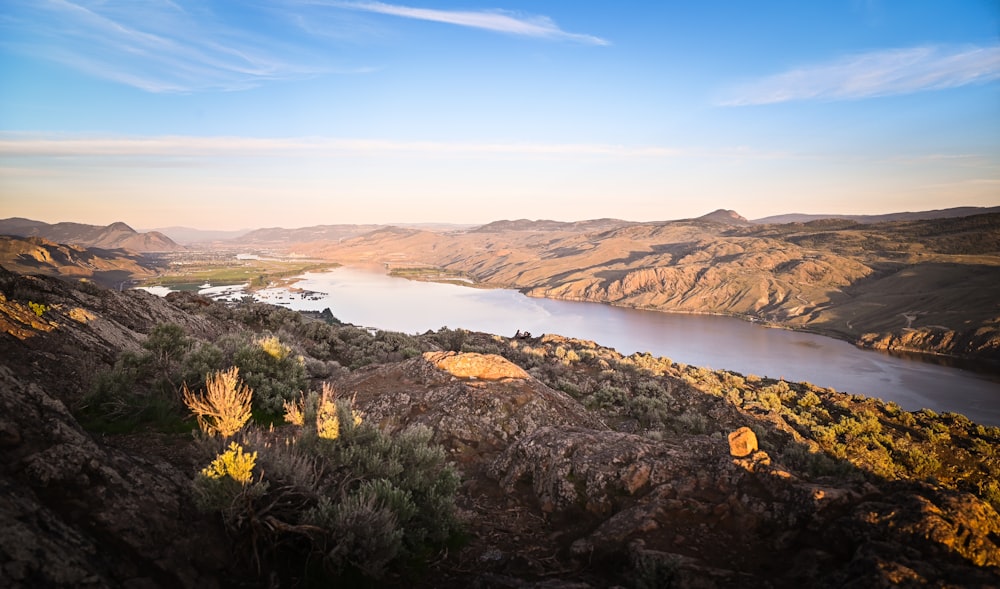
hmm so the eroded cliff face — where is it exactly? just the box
[306,214,1000,362]
[859,322,1000,363]
[1,267,998,588]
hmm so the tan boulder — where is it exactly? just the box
[423,351,529,380]
[728,426,758,457]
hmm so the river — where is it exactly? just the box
[200,266,1000,426]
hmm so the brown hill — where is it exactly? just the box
[471,218,633,233]
[231,223,383,246]
[0,235,163,287]
[695,208,752,225]
[300,213,1000,362]
[0,218,182,252]
[753,205,1000,225]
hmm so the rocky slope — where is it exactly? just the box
[1,267,998,588]
[303,212,1000,363]
[754,205,1000,225]
[0,218,183,252]
[0,235,164,287]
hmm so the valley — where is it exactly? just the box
[2,208,999,365]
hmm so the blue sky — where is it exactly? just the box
[1,1,998,229]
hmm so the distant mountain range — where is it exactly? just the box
[471,218,634,233]
[140,226,253,244]
[2,206,999,361]
[0,218,182,252]
[235,224,385,246]
[752,206,1000,225]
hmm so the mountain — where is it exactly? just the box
[142,226,253,244]
[231,224,383,246]
[695,209,752,225]
[1,267,998,587]
[302,212,1000,363]
[471,218,633,233]
[0,235,163,286]
[0,218,183,252]
[753,205,1000,225]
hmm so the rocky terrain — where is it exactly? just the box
[0,235,165,287]
[6,209,998,363]
[1,265,999,588]
[754,205,1000,225]
[301,211,1000,363]
[0,218,182,252]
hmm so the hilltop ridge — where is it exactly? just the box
[4,208,999,362]
[0,217,182,252]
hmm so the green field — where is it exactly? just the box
[388,266,481,287]
[142,259,338,291]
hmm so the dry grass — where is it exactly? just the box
[183,367,253,438]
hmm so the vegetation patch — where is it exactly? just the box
[389,266,481,286]
[143,256,337,291]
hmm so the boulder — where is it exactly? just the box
[424,351,530,380]
[727,426,757,457]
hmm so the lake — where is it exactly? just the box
[202,266,1000,426]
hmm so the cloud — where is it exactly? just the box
[0,134,675,159]
[329,1,609,45]
[719,45,1000,106]
[1,0,335,92]
[1,1,604,93]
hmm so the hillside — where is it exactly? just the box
[471,218,634,233]
[0,266,998,587]
[0,218,183,252]
[0,235,163,287]
[143,226,253,244]
[753,205,1000,225]
[301,212,1000,363]
[232,224,384,247]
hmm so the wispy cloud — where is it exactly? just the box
[0,134,672,159]
[328,1,609,45]
[719,45,1000,106]
[0,1,605,93]
[1,0,337,92]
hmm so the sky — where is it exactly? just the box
[0,0,998,230]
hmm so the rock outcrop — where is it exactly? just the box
[423,351,530,380]
[0,365,228,588]
[339,353,603,472]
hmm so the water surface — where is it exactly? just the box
[238,267,1000,425]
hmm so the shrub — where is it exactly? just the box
[143,323,191,391]
[193,386,462,585]
[192,442,268,515]
[283,384,363,440]
[182,367,253,438]
[201,441,258,484]
[233,335,308,416]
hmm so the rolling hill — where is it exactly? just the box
[297,211,1000,362]
[0,218,183,252]
[0,235,163,286]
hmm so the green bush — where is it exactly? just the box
[80,324,227,433]
[233,335,308,416]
